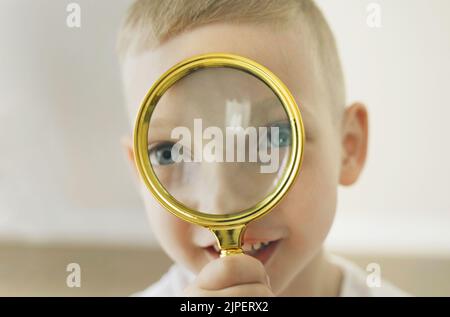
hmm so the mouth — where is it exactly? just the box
[204,239,281,264]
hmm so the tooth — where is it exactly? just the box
[253,242,262,250]
[262,241,269,246]
[243,244,252,252]
[213,244,220,252]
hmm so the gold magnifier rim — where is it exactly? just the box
[134,53,305,228]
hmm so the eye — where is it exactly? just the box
[148,142,176,166]
[268,122,292,148]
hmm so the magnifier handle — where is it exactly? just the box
[210,225,246,257]
[220,248,244,257]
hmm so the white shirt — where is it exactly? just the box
[136,255,409,297]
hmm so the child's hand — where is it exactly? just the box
[184,254,274,297]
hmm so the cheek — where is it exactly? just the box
[140,184,208,272]
[142,194,188,252]
[281,139,340,248]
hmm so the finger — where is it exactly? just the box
[196,254,269,290]
[184,283,274,297]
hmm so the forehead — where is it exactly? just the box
[122,23,324,126]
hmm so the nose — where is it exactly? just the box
[185,161,275,215]
[195,162,237,214]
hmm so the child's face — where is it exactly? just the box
[123,23,364,294]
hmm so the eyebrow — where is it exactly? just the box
[149,117,179,129]
[148,97,315,129]
[253,97,315,123]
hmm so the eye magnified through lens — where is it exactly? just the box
[134,54,305,257]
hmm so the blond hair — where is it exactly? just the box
[118,0,346,116]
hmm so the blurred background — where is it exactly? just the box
[0,0,449,296]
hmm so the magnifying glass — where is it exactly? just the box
[134,53,304,257]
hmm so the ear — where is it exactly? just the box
[120,136,137,173]
[339,102,369,186]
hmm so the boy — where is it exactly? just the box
[117,0,407,296]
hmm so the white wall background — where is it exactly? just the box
[318,0,450,255]
[0,1,449,254]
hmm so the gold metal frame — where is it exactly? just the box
[134,53,305,256]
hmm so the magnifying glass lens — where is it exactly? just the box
[147,68,293,215]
